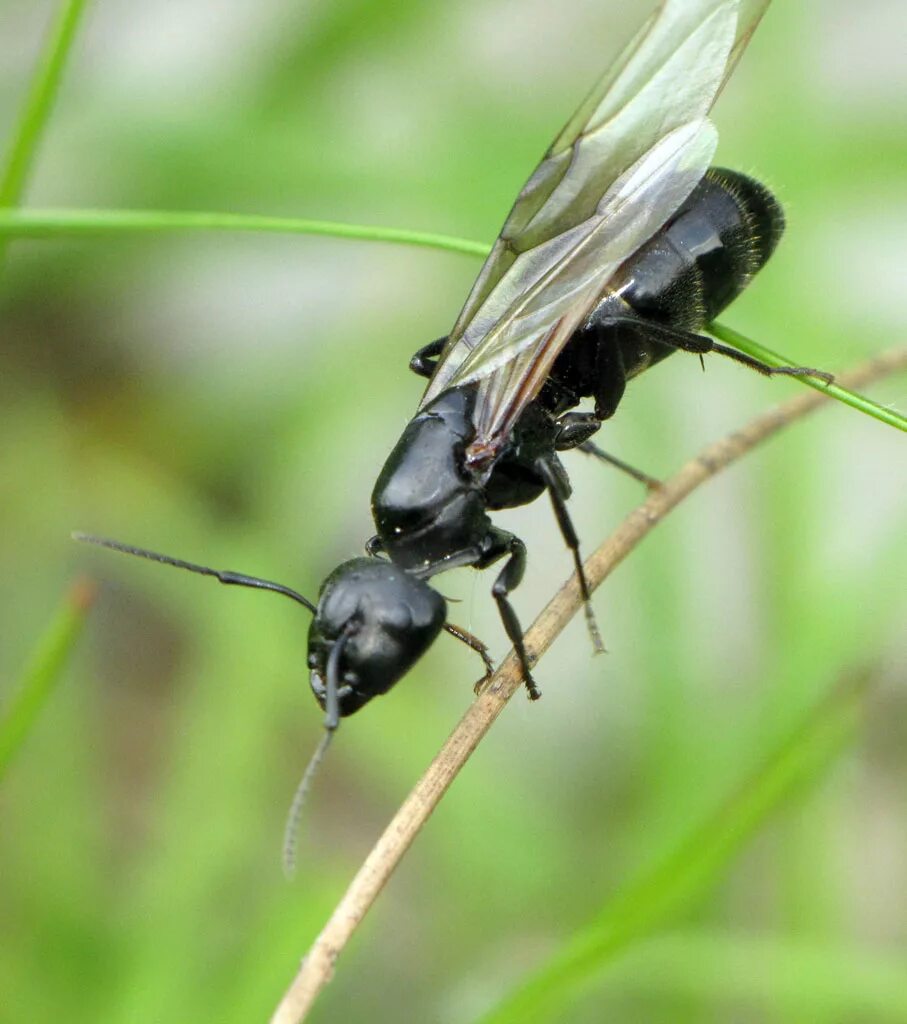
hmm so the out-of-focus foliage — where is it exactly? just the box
[0,580,94,776]
[1,1,905,1022]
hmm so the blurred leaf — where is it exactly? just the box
[0,0,89,206]
[597,928,907,1019]
[477,671,871,1024]
[0,579,96,778]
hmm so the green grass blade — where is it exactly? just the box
[711,321,907,434]
[0,207,491,257]
[0,208,902,433]
[0,580,96,779]
[476,673,870,1024]
[0,0,90,206]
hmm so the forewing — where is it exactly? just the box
[422,0,771,414]
[722,1,771,88]
[466,119,718,449]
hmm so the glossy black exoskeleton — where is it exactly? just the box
[75,5,835,798]
[73,3,847,869]
[306,557,447,719]
[354,167,829,701]
[108,173,822,728]
[71,534,490,733]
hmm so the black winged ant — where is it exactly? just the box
[76,2,832,852]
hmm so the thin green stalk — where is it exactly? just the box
[476,672,869,1024]
[0,0,89,206]
[0,208,902,433]
[711,321,907,434]
[0,207,491,258]
[0,580,96,778]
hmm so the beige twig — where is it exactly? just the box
[270,347,907,1024]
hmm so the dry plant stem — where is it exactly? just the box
[270,347,907,1024]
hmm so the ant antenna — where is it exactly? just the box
[282,627,352,877]
[74,530,343,874]
[281,730,333,878]
[72,533,316,614]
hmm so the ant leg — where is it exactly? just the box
[555,411,600,450]
[576,441,662,491]
[443,621,495,694]
[555,326,659,489]
[482,532,540,700]
[409,336,448,378]
[613,318,833,384]
[365,535,384,556]
[535,457,605,655]
[592,330,628,421]
[708,340,834,383]
[555,412,660,490]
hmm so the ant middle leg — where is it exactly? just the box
[576,441,662,490]
[557,324,658,489]
[555,412,661,490]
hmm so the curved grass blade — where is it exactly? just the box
[0,579,96,779]
[0,0,89,206]
[0,209,902,433]
[0,207,490,258]
[475,670,871,1024]
[711,321,907,434]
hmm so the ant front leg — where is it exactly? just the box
[409,336,448,379]
[443,621,495,694]
[479,530,541,700]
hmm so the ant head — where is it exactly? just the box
[307,557,446,721]
[72,536,445,726]
[72,535,446,874]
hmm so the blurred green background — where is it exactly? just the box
[1,1,905,1021]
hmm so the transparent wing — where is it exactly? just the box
[467,120,716,450]
[420,0,771,448]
